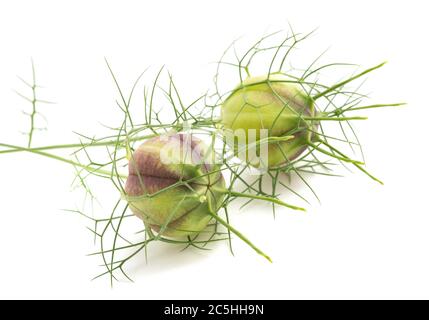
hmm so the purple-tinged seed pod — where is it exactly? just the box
[125,133,225,238]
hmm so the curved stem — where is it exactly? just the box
[319,140,383,185]
[207,204,272,263]
[340,103,406,113]
[312,62,386,101]
[307,141,364,165]
[224,190,306,212]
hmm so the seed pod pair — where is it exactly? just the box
[125,75,317,237]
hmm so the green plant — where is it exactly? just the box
[211,30,404,205]
[0,28,404,284]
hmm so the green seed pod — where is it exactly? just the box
[125,134,225,238]
[221,74,319,168]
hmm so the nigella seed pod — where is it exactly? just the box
[125,134,225,238]
[221,74,319,168]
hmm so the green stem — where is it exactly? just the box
[207,205,272,263]
[312,62,387,101]
[0,134,158,155]
[0,116,216,156]
[0,143,126,178]
[343,103,406,112]
[28,60,37,148]
[307,141,364,165]
[224,190,306,212]
[319,140,383,185]
[303,116,368,121]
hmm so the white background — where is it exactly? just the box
[0,0,428,299]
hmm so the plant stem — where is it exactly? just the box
[224,190,306,212]
[207,206,272,263]
[307,141,364,165]
[312,62,386,101]
[0,143,126,178]
[319,140,383,185]
[28,60,37,148]
[0,134,158,155]
[343,103,406,112]
[303,116,368,121]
